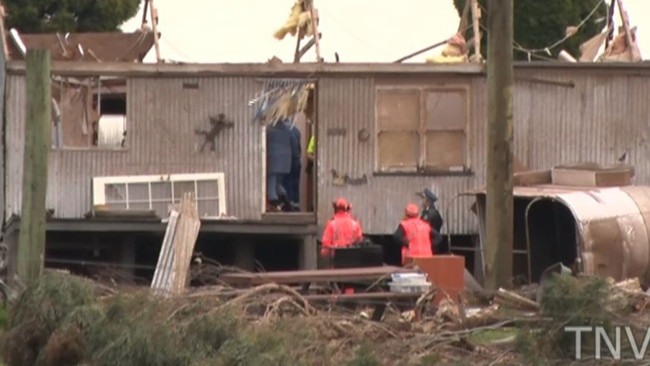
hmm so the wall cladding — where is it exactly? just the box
[5,75,264,220]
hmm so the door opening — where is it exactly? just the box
[257,79,317,215]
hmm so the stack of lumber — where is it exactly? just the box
[151,192,201,296]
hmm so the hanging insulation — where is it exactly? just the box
[273,0,315,40]
[249,79,312,126]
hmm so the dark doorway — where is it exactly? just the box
[523,198,578,283]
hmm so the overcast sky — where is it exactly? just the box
[121,0,648,63]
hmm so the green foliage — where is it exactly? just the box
[452,0,608,60]
[3,0,141,33]
[0,272,339,366]
[346,344,382,366]
[0,305,6,330]
[1,270,95,366]
[514,275,618,360]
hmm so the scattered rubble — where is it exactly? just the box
[2,268,650,365]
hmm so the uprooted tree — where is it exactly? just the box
[3,0,140,33]
[453,0,608,60]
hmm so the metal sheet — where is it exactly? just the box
[316,76,483,235]
[556,187,650,283]
[4,75,264,220]
[515,70,650,186]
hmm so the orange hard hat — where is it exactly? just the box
[333,198,350,210]
[405,204,419,217]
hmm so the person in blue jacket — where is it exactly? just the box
[281,124,302,211]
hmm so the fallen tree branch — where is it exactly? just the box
[215,283,315,315]
[494,288,540,311]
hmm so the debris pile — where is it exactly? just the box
[2,269,650,365]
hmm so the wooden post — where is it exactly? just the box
[140,0,150,28]
[293,28,302,63]
[149,0,162,62]
[457,0,471,33]
[484,0,514,292]
[470,0,482,62]
[615,0,641,62]
[18,49,51,286]
[306,0,321,62]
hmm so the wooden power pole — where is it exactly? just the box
[17,49,51,286]
[484,0,514,292]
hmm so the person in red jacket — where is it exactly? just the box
[320,198,363,259]
[393,204,434,265]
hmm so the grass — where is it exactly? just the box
[469,328,518,344]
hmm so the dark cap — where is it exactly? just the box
[416,188,438,202]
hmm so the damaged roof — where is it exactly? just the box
[7,30,154,62]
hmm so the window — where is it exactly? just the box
[51,77,127,150]
[92,173,227,219]
[375,86,469,174]
[93,92,127,149]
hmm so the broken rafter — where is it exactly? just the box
[394,26,472,63]
[148,0,162,62]
[305,0,321,62]
[470,0,482,62]
[293,28,302,63]
[457,0,471,34]
[141,0,150,28]
[55,33,69,58]
[615,0,641,61]
[297,33,321,61]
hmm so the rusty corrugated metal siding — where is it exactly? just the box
[5,75,264,220]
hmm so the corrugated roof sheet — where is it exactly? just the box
[7,31,154,62]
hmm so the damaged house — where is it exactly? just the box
[6,30,155,150]
[0,35,649,284]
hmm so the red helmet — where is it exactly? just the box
[405,204,419,217]
[333,198,351,210]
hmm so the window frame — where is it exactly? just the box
[50,77,129,152]
[373,85,471,176]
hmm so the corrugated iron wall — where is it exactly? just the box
[5,75,264,220]
[316,76,483,234]
[4,67,650,234]
[515,69,650,184]
[317,69,650,235]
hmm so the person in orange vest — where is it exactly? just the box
[393,204,434,265]
[320,198,363,259]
